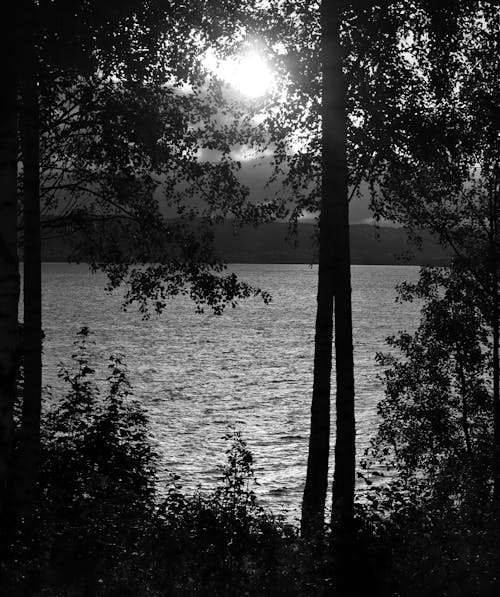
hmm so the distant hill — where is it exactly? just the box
[214,221,449,265]
[40,221,450,265]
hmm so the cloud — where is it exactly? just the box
[235,155,376,224]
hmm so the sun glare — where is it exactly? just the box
[205,50,275,99]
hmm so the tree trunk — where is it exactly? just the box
[326,1,356,593]
[455,348,473,460]
[492,300,499,501]
[491,183,500,503]
[17,0,42,522]
[327,0,355,535]
[0,19,20,521]
[301,0,355,542]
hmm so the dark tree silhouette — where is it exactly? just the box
[301,0,355,545]
[10,0,281,523]
[0,11,20,520]
[373,266,492,486]
[17,0,42,522]
[34,77,279,317]
[325,0,356,552]
[242,1,415,535]
[372,0,500,502]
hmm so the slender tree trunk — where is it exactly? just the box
[327,0,355,549]
[492,315,500,494]
[324,1,357,594]
[0,19,20,522]
[300,2,336,536]
[300,220,333,535]
[491,185,500,503]
[301,0,355,542]
[17,0,42,522]
[455,349,473,460]
[493,313,499,500]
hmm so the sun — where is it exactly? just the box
[221,52,275,98]
[205,50,275,99]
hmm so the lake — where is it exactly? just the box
[39,263,421,519]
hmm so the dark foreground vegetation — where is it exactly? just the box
[1,1,499,594]
[1,323,499,597]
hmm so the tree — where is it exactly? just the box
[358,265,499,595]
[239,0,423,538]
[16,0,42,523]
[36,77,279,316]
[371,1,500,500]
[373,266,492,493]
[18,0,421,537]
[252,0,495,534]
[10,0,283,523]
[0,9,20,521]
[301,0,355,551]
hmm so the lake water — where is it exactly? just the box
[40,263,421,519]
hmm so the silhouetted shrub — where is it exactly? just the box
[357,267,500,596]
[4,329,329,596]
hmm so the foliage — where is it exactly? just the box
[371,266,492,493]
[42,327,157,508]
[358,11,500,591]
[37,74,281,317]
[5,328,158,594]
[150,432,295,596]
[356,264,500,596]
[2,330,334,596]
[38,0,487,311]
[10,317,500,595]
[356,476,500,597]
[219,1,459,224]
[371,1,499,255]
[29,0,289,319]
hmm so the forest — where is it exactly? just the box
[0,0,499,595]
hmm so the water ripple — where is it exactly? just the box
[41,263,420,516]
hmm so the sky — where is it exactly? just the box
[232,155,374,224]
[200,45,376,225]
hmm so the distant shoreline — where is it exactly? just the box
[37,222,451,267]
[37,261,440,267]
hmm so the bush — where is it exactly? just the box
[4,327,158,595]
[357,266,500,596]
[146,429,307,596]
[4,329,330,596]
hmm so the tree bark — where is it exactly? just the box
[326,0,356,550]
[0,17,20,521]
[17,0,42,522]
[455,348,473,460]
[490,180,500,502]
[301,0,355,542]
[323,1,357,593]
[492,302,499,500]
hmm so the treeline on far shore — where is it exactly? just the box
[38,221,450,266]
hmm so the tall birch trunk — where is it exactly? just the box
[17,0,42,521]
[327,4,356,590]
[0,19,20,521]
[326,0,356,544]
[490,180,500,503]
[491,295,499,501]
[301,0,355,541]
